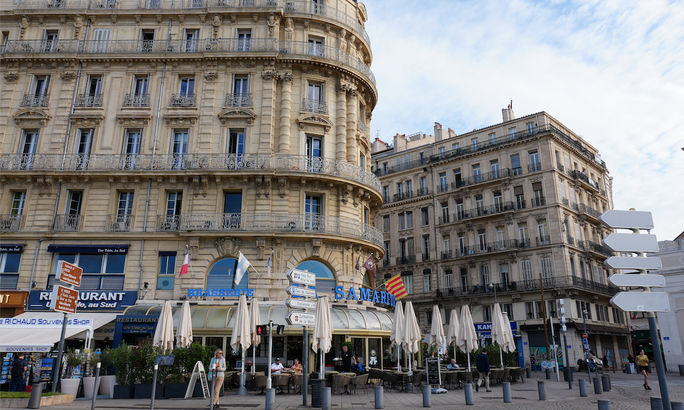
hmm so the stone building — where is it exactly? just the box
[0,0,391,366]
[372,108,632,369]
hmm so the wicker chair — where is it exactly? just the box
[350,373,369,394]
[253,374,267,394]
[290,374,303,394]
[274,374,291,393]
[445,372,458,390]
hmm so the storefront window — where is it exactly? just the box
[0,252,21,289]
[48,252,125,290]
[207,257,248,289]
[296,260,336,294]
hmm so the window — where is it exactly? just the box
[85,75,103,99]
[0,252,21,289]
[296,260,335,294]
[570,256,577,276]
[227,128,245,166]
[237,29,251,51]
[499,263,509,287]
[442,235,451,257]
[231,75,250,106]
[114,191,134,230]
[48,252,125,290]
[422,234,430,260]
[183,29,199,52]
[31,75,50,98]
[132,75,149,97]
[304,195,323,230]
[383,215,390,232]
[456,199,465,220]
[397,212,405,230]
[165,191,183,223]
[307,36,324,56]
[529,150,541,172]
[405,211,413,229]
[483,305,491,322]
[177,76,195,99]
[478,230,486,251]
[19,129,39,169]
[62,190,82,230]
[493,191,503,212]
[419,176,427,194]
[382,186,390,203]
[438,147,445,156]
[139,29,154,52]
[207,257,249,289]
[171,129,189,169]
[525,302,535,319]
[496,227,505,247]
[471,137,478,149]
[491,159,500,178]
[359,154,366,169]
[472,164,481,183]
[123,129,141,168]
[405,179,412,195]
[536,219,548,245]
[305,135,323,171]
[517,223,528,244]
[502,304,513,320]
[479,264,490,286]
[74,128,94,169]
[421,207,429,226]
[475,195,484,215]
[383,241,391,264]
[547,300,557,318]
[452,142,460,152]
[535,301,543,319]
[521,258,533,286]
[488,132,496,144]
[91,28,110,52]
[580,260,586,280]
[439,172,447,192]
[460,267,468,291]
[510,154,521,175]
[559,179,566,200]
[157,252,176,290]
[509,127,517,138]
[458,234,466,256]
[396,182,404,199]
[223,192,242,228]
[11,191,26,216]
[444,270,453,289]
[453,168,462,187]
[440,202,449,224]
[532,181,544,206]
[423,270,431,292]
[526,122,535,134]
[401,271,414,294]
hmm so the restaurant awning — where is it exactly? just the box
[0,311,117,352]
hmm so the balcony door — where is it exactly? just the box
[305,195,323,231]
[123,129,141,169]
[64,190,82,230]
[305,134,322,172]
[32,75,50,98]
[223,192,242,229]
[164,191,183,229]
[41,30,58,52]
[308,36,324,56]
[171,130,189,169]
[233,75,249,106]
[183,29,199,52]
[226,129,245,168]
[19,130,39,170]
[116,191,134,230]
[74,128,94,169]
[92,29,110,52]
[139,29,155,53]
[133,75,148,97]
[305,82,324,112]
[237,29,251,51]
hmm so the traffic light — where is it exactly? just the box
[256,325,268,335]
[276,325,285,335]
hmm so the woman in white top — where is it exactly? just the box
[209,349,227,407]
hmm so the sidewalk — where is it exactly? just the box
[7,372,684,409]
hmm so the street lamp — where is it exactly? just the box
[582,309,590,381]
[489,282,498,304]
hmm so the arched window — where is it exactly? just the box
[296,260,336,294]
[207,257,248,289]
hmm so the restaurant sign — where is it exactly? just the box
[28,290,137,311]
[474,321,519,336]
[334,286,396,307]
[187,288,255,298]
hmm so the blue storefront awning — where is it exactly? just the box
[0,244,24,253]
[47,244,129,254]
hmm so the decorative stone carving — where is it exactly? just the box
[60,71,76,81]
[4,72,19,82]
[20,17,29,39]
[277,177,287,198]
[217,107,257,125]
[296,114,333,132]
[73,16,83,39]
[189,238,200,257]
[312,239,323,256]
[116,112,151,127]
[266,14,280,37]
[261,69,277,80]
[204,71,218,81]
[278,71,293,82]
[163,113,199,126]
[69,112,104,126]
[212,15,222,38]
[13,109,51,126]
[216,237,241,257]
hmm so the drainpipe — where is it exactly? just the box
[429,162,441,290]
[61,19,90,167]
[27,239,42,292]
[152,19,172,157]
[137,179,152,299]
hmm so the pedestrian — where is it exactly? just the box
[475,350,491,392]
[341,344,353,372]
[10,354,26,392]
[209,349,226,407]
[636,349,651,390]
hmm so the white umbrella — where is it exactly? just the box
[457,305,478,371]
[403,302,421,375]
[175,300,193,348]
[491,303,508,368]
[230,294,251,395]
[312,296,332,379]
[446,308,461,361]
[503,315,516,353]
[249,298,261,373]
[153,301,174,353]
[429,305,446,352]
[390,301,405,371]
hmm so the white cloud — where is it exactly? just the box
[365,0,684,240]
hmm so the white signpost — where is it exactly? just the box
[609,274,665,288]
[286,311,316,326]
[287,299,318,310]
[602,233,659,253]
[610,292,670,312]
[287,269,316,286]
[604,256,662,270]
[287,285,316,298]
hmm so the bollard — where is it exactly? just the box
[422,385,431,408]
[149,364,158,410]
[606,374,611,391]
[537,380,546,401]
[502,382,511,403]
[407,381,415,393]
[650,397,663,410]
[374,385,384,409]
[321,386,331,410]
[265,388,275,410]
[597,399,611,410]
[525,367,531,379]
[545,369,551,379]
[593,376,602,394]
[579,379,587,397]
[464,383,474,405]
[91,362,101,410]
[671,401,684,410]
[27,382,45,409]
[601,374,610,392]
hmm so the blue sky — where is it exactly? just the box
[364,0,684,240]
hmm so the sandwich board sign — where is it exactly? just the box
[184,361,209,399]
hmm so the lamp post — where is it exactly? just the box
[489,282,498,304]
[582,309,590,381]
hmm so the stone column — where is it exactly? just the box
[259,68,278,153]
[335,83,347,162]
[278,72,293,154]
[346,87,358,165]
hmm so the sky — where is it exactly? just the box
[364,0,684,241]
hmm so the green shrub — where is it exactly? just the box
[130,340,160,384]
[110,343,132,384]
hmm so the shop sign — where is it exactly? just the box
[0,291,28,307]
[333,286,396,307]
[0,316,93,327]
[28,290,138,311]
[116,315,158,334]
[0,244,23,253]
[186,288,255,298]
[474,321,518,336]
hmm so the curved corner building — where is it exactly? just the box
[0,0,389,364]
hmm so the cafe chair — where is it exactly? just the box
[350,373,369,394]
[254,374,267,394]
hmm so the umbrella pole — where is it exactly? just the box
[397,344,401,372]
[319,350,324,380]
[252,344,256,373]
[467,353,471,372]
[500,345,504,369]
[238,348,247,395]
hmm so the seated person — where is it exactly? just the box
[246,359,253,372]
[352,356,365,374]
[290,358,303,373]
[271,358,285,375]
[447,358,460,370]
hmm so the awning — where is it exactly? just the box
[0,244,24,253]
[47,244,129,254]
[0,312,117,352]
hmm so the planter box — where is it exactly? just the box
[60,378,80,397]
[113,384,133,399]
[99,375,116,398]
[163,383,187,398]
[133,383,163,399]
[83,376,101,399]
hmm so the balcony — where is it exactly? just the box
[224,93,252,107]
[520,275,618,296]
[0,215,23,232]
[531,196,546,207]
[556,162,565,172]
[441,250,452,260]
[528,162,542,173]
[53,214,81,231]
[416,187,429,197]
[0,153,382,193]
[21,94,49,107]
[569,169,600,191]
[580,203,602,219]
[123,93,150,107]
[451,201,515,223]
[395,255,416,265]
[155,212,383,245]
[170,94,196,107]
[75,94,103,107]
[107,214,133,232]
[587,240,613,257]
[301,98,327,115]
[444,168,513,194]
[536,235,551,246]
[392,191,413,202]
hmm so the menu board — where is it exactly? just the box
[40,358,55,381]
[426,358,441,386]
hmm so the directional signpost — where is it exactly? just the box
[287,269,316,286]
[287,285,316,298]
[50,285,79,314]
[51,261,82,393]
[285,268,316,406]
[287,299,318,310]
[600,209,671,410]
[287,311,316,326]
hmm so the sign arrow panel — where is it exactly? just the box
[600,210,654,230]
[610,292,670,312]
[604,256,662,270]
[287,285,316,298]
[287,299,317,310]
[602,233,659,253]
[286,311,316,326]
[609,274,665,288]
[287,269,316,286]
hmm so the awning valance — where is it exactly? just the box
[47,244,129,254]
[0,244,24,253]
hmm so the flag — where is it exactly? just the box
[179,247,190,277]
[385,274,408,299]
[362,254,376,274]
[234,251,251,286]
[266,255,271,277]
[355,255,361,271]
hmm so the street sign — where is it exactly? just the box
[604,256,662,270]
[55,260,83,287]
[287,299,317,310]
[287,285,316,298]
[602,233,659,253]
[50,285,79,314]
[610,292,670,312]
[287,269,316,286]
[600,210,654,230]
[609,274,665,288]
[286,311,316,326]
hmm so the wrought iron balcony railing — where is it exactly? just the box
[0,215,23,232]
[450,201,515,223]
[123,93,150,107]
[155,212,383,245]
[395,255,416,265]
[107,214,133,232]
[53,214,81,231]
[21,94,49,107]
[76,94,103,107]
[224,93,252,107]
[301,98,328,114]
[170,94,196,107]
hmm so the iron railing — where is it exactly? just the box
[76,94,103,107]
[21,94,49,107]
[569,169,600,191]
[301,98,328,114]
[450,201,515,223]
[0,215,23,232]
[170,93,196,107]
[123,93,150,107]
[536,235,551,246]
[155,212,383,245]
[53,214,81,231]
[395,255,416,265]
[224,93,252,107]
[580,203,602,219]
[107,214,133,232]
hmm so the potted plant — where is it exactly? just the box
[82,354,100,399]
[97,349,116,398]
[131,340,162,399]
[164,343,213,398]
[111,343,133,399]
[60,350,82,397]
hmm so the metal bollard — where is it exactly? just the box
[422,385,431,408]
[321,386,331,410]
[265,388,275,410]
[502,382,511,403]
[593,377,602,394]
[606,374,611,391]
[28,382,45,409]
[598,399,611,410]
[579,379,587,397]
[91,362,101,410]
[374,385,384,409]
[464,383,474,405]
[671,401,684,410]
[537,380,546,401]
[525,367,531,379]
[149,364,158,410]
[650,397,663,410]
[545,369,551,379]
[407,381,415,393]
[601,374,610,392]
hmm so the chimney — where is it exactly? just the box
[434,122,443,141]
[502,100,515,122]
[447,128,456,139]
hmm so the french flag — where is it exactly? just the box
[179,247,190,277]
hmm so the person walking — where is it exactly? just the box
[10,354,26,392]
[209,349,227,407]
[475,350,491,392]
[636,349,651,390]
[341,344,353,372]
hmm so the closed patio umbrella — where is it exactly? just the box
[390,301,405,371]
[249,298,261,373]
[446,309,461,362]
[503,314,516,353]
[230,294,251,395]
[403,302,421,375]
[457,305,478,371]
[312,296,332,379]
[153,300,174,353]
[491,303,508,368]
[176,300,193,348]
[429,305,446,353]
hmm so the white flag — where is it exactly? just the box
[234,251,251,286]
